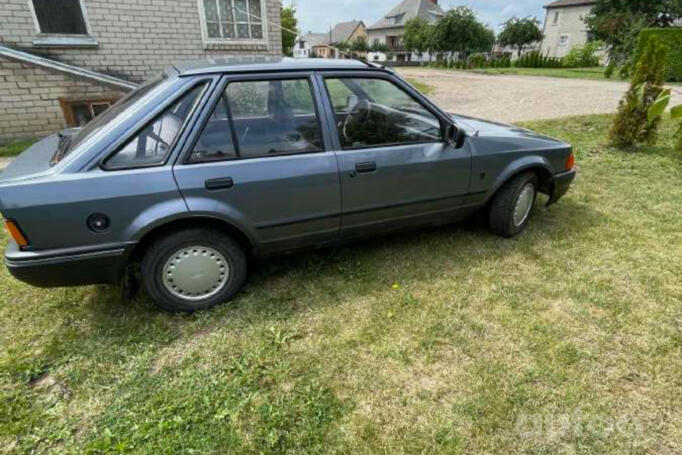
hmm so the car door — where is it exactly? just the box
[173,73,341,255]
[317,72,472,239]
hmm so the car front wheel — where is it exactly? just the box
[141,228,247,312]
[489,172,538,238]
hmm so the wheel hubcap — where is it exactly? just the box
[513,183,535,227]
[162,246,229,301]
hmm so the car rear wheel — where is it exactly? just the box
[141,228,247,312]
[489,172,538,238]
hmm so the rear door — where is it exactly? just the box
[317,72,472,239]
[173,73,341,255]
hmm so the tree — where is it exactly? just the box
[402,18,434,63]
[350,36,369,53]
[498,17,543,56]
[280,5,298,57]
[609,37,668,147]
[585,0,682,67]
[432,7,495,59]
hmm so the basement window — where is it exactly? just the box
[59,99,112,128]
[30,0,89,35]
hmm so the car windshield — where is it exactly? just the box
[54,75,169,164]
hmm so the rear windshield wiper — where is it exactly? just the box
[50,133,73,166]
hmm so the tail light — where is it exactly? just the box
[566,152,576,171]
[4,220,29,247]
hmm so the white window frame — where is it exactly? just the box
[27,0,94,36]
[558,34,570,46]
[197,0,269,47]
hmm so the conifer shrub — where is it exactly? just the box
[609,38,668,147]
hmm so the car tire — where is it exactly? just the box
[489,172,538,238]
[141,228,247,313]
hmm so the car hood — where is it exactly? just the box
[451,114,562,143]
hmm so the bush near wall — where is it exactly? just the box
[636,28,682,82]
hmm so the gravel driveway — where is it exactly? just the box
[398,68,682,124]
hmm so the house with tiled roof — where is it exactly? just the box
[540,0,598,58]
[367,0,444,64]
[293,20,366,59]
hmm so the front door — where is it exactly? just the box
[320,75,472,238]
[173,74,341,255]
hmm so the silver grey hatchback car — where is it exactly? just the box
[0,58,576,312]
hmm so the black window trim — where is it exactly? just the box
[180,73,328,165]
[320,73,447,152]
[99,80,212,172]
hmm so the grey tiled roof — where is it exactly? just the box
[544,0,597,8]
[331,20,365,44]
[368,0,445,30]
[301,32,331,47]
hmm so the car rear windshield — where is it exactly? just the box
[53,75,169,164]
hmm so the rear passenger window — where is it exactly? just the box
[103,84,205,169]
[189,78,323,163]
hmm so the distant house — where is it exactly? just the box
[0,0,282,143]
[540,0,597,58]
[293,32,332,59]
[331,20,367,47]
[294,20,366,59]
[367,0,445,64]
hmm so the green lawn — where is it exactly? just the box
[467,67,616,81]
[1,115,681,454]
[405,77,434,95]
[0,140,35,158]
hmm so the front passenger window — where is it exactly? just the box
[324,78,442,149]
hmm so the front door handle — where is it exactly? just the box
[205,177,234,191]
[355,161,377,173]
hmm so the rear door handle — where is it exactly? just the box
[355,161,377,173]
[205,177,234,191]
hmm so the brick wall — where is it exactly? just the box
[0,60,126,142]
[1,0,283,83]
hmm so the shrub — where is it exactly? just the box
[515,50,562,68]
[610,38,668,147]
[635,28,682,82]
[563,41,603,68]
[468,53,487,68]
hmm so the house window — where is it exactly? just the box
[553,11,559,25]
[59,99,113,127]
[201,0,264,41]
[558,34,570,46]
[31,0,88,35]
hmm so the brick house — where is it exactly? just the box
[0,0,282,143]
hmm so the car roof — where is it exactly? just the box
[172,56,383,76]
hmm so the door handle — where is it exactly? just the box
[205,177,234,191]
[355,161,377,173]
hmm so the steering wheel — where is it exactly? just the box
[343,100,372,144]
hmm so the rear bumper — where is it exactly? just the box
[5,241,130,287]
[548,168,577,205]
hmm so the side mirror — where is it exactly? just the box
[446,123,467,148]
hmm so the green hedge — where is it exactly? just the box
[636,28,682,82]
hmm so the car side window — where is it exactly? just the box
[324,77,442,149]
[188,94,238,163]
[226,79,323,158]
[103,84,206,169]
